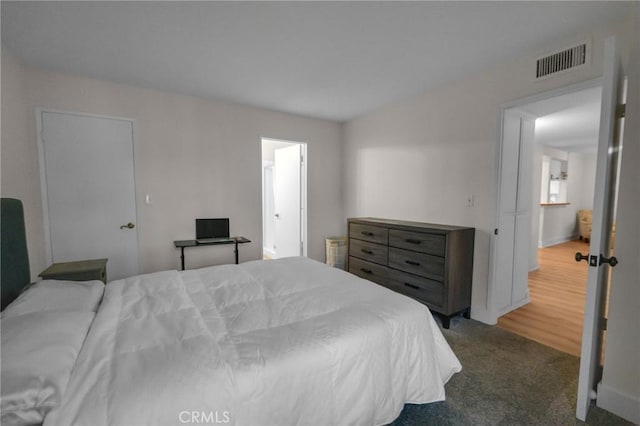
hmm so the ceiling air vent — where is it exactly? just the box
[536,41,589,79]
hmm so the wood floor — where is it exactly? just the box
[497,239,590,357]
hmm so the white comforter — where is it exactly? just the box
[45,257,461,426]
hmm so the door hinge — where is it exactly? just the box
[300,155,304,165]
[616,104,626,118]
[601,317,607,331]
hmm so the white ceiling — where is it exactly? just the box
[522,87,602,153]
[1,1,632,122]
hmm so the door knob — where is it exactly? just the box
[120,222,135,229]
[599,254,618,267]
[575,252,589,263]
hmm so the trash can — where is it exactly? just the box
[325,237,347,270]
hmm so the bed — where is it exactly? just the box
[1,200,461,425]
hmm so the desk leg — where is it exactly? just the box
[234,241,239,264]
[180,247,185,271]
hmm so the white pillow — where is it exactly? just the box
[1,280,104,318]
[1,310,95,425]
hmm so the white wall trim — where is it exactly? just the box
[539,234,577,248]
[597,382,640,424]
[35,108,53,265]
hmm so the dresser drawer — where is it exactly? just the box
[349,223,388,245]
[348,257,388,285]
[389,247,444,281]
[388,269,444,308]
[349,238,388,265]
[389,229,445,256]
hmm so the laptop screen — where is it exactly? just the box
[196,218,230,239]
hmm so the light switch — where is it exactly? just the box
[145,194,152,205]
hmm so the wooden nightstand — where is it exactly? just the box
[39,258,108,283]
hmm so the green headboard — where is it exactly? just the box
[1,198,31,310]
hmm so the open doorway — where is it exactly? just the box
[261,138,307,259]
[497,86,602,356]
[498,85,617,356]
[491,37,625,421]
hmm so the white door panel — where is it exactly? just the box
[495,216,516,312]
[40,111,139,281]
[493,111,534,315]
[274,144,301,258]
[576,36,624,421]
[512,213,531,304]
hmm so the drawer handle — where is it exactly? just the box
[360,268,372,274]
[404,282,420,290]
[361,231,374,236]
[405,260,421,266]
[361,249,374,254]
[406,238,422,244]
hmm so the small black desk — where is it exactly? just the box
[174,237,251,270]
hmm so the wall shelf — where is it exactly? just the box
[540,202,571,207]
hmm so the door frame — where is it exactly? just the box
[35,108,141,270]
[260,137,308,258]
[488,77,602,323]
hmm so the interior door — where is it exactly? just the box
[493,110,534,315]
[575,36,624,421]
[40,111,139,281]
[273,144,302,258]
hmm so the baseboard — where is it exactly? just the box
[470,309,496,325]
[539,234,576,248]
[597,382,640,424]
[495,295,530,318]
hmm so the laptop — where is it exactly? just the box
[196,218,230,244]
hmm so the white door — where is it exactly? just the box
[492,110,535,315]
[39,111,139,281]
[273,144,302,258]
[576,36,624,421]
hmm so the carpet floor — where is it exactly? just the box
[391,317,633,425]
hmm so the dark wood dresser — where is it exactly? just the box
[347,218,474,328]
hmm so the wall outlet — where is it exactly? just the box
[465,195,474,207]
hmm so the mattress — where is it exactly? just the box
[44,257,461,425]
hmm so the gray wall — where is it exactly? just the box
[342,21,633,325]
[342,13,637,421]
[1,47,345,277]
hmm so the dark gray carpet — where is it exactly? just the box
[391,317,633,426]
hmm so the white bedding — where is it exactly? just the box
[45,257,461,426]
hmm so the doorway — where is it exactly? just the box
[497,86,602,356]
[261,138,307,259]
[37,109,140,281]
[490,36,627,421]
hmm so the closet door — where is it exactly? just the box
[493,110,534,315]
[39,111,139,281]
